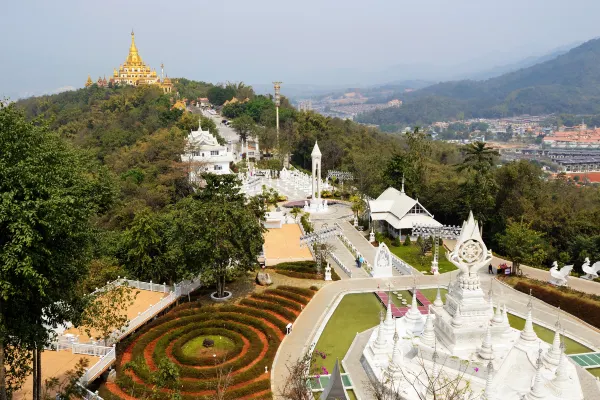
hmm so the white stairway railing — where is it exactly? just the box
[334,222,373,273]
[81,346,116,384]
[390,253,415,275]
[330,252,352,278]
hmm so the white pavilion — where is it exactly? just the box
[181,121,235,182]
[368,180,441,238]
[361,212,585,400]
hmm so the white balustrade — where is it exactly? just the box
[330,253,352,278]
[81,346,116,384]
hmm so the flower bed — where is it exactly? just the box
[100,285,311,399]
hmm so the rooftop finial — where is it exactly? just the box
[401,174,405,194]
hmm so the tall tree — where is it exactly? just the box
[0,104,96,399]
[230,115,256,143]
[457,141,499,174]
[496,220,550,275]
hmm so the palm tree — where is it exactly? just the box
[457,141,499,174]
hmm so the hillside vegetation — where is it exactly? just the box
[357,38,600,126]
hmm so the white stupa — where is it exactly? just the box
[361,211,585,399]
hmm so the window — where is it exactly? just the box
[214,165,223,171]
[210,150,219,156]
[409,204,425,214]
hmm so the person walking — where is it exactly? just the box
[488,264,494,274]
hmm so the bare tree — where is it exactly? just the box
[211,354,234,400]
[279,347,315,400]
[367,348,480,400]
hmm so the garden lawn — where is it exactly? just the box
[588,368,600,377]
[313,293,384,372]
[507,314,592,354]
[387,242,457,274]
[181,335,236,358]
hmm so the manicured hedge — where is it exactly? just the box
[277,285,315,298]
[513,280,600,329]
[239,299,296,321]
[273,261,341,281]
[219,304,287,334]
[265,288,310,304]
[171,327,244,366]
[251,293,302,311]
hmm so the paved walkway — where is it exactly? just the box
[342,329,374,400]
[338,220,376,265]
[271,269,600,399]
[327,235,370,279]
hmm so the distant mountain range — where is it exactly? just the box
[356,38,600,126]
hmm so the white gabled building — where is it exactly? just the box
[181,121,235,182]
[368,182,441,237]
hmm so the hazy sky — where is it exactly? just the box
[2,0,600,98]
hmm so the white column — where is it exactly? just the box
[317,161,322,201]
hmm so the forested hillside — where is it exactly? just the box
[357,38,600,126]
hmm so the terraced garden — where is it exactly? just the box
[99,285,315,400]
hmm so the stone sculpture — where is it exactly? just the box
[549,261,573,286]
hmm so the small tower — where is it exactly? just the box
[433,285,444,307]
[85,75,93,87]
[420,306,436,347]
[519,290,538,345]
[478,324,495,361]
[311,142,322,208]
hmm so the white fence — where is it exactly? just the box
[78,384,104,400]
[330,252,352,278]
[81,346,116,384]
[334,222,374,273]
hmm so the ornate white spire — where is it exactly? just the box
[527,349,547,399]
[501,303,509,327]
[373,310,387,350]
[451,304,463,327]
[551,342,570,391]
[520,290,538,344]
[420,306,436,347]
[484,360,495,400]
[478,324,495,360]
[311,141,322,157]
[544,309,562,366]
[433,285,444,307]
[389,325,403,372]
[400,174,405,194]
[384,286,395,334]
[492,303,503,325]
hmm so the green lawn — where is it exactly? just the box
[386,242,457,274]
[313,293,384,372]
[588,368,600,377]
[181,335,235,358]
[507,314,591,354]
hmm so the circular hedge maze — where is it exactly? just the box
[100,286,315,400]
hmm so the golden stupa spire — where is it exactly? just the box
[127,30,141,64]
[85,75,93,87]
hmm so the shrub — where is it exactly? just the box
[321,190,332,198]
[300,214,313,233]
[278,285,315,298]
[275,270,317,280]
[392,235,401,247]
[265,288,310,304]
[252,293,302,311]
[310,285,319,291]
[403,235,412,246]
[273,261,317,273]
[512,279,600,329]
[240,298,296,321]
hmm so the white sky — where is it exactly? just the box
[1,0,599,98]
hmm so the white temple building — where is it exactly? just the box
[368,181,441,238]
[181,121,235,182]
[361,212,585,400]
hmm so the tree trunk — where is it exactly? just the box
[32,348,38,400]
[36,345,41,400]
[0,339,7,400]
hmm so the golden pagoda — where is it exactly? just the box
[104,31,173,94]
[85,75,93,87]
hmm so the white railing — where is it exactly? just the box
[390,253,414,275]
[335,223,373,272]
[78,384,104,400]
[330,253,352,278]
[72,343,114,357]
[120,278,171,294]
[111,291,178,342]
[81,346,116,384]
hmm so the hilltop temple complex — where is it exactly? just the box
[85,31,173,94]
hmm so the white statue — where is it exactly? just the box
[582,257,600,280]
[549,261,573,286]
[372,242,393,278]
[446,211,492,290]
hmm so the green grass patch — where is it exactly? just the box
[419,288,448,303]
[313,293,384,372]
[507,313,592,354]
[588,368,600,377]
[387,242,457,274]
[181,335,235,358]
